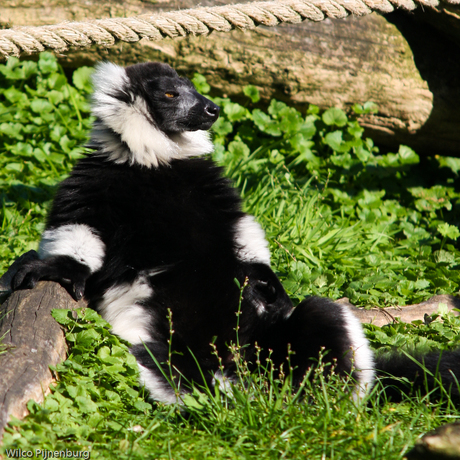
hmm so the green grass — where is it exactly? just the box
[3,309,459,459]
[3,308,460,459]
[1,53,460,459]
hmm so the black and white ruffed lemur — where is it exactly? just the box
[12,62,460,403]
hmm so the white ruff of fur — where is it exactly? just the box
[90,62,214,168]
[338,304,376,398]
[234,215,271,266]
[39,224,105,273]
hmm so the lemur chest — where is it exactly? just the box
[99,161,241,266]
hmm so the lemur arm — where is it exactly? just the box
[12,223,105,300]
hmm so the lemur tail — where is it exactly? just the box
[374,349,460,400]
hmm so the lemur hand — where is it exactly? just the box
[12,256,91,301]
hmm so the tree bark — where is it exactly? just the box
[0,280,86,440]
[338,295,460,327]
[407,422,460,460]
[1,1,460,155]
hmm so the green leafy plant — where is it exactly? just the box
[0,53,94,273]
[367,308,460,356]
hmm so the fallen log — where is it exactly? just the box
[407,422,460,460]
[337,295,460,327]
[0,277,86,440]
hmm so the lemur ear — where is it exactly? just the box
[92,62,129,101]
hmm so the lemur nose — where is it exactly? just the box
[204,104,220,119]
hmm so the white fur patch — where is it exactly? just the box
[91,62,129,100]
[212,369,235,397]
[138,363,178,404]
[90,62,214,168]
[169,130,214,158]
[39,224,105,273]
[234,215,271,265]
[253,299,266,316]
[97,276,157,345]
[339,304,376,397]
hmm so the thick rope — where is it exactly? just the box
[0,0,458,59]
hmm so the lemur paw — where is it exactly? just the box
[12,256,91,301]
[72,279,86,300]
[12,260,46,291]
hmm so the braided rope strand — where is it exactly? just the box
[0,0,457,59]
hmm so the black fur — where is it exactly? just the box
[43,156,295,392]
[375,350,460,400]
[13,255,90,300]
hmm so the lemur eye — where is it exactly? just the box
[165,92,177,98]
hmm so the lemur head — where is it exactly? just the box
[124,62,219,133]
[90,62,219,168]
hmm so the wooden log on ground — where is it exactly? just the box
[407,422,460,460]
[1,1,460,155]
[338,295,460,326]
[0,279,86,440]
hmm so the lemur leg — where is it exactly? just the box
[131,339,219,403]
[12,224,105,300]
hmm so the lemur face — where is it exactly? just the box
[125,62,220,134]
[91,62,219,167]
